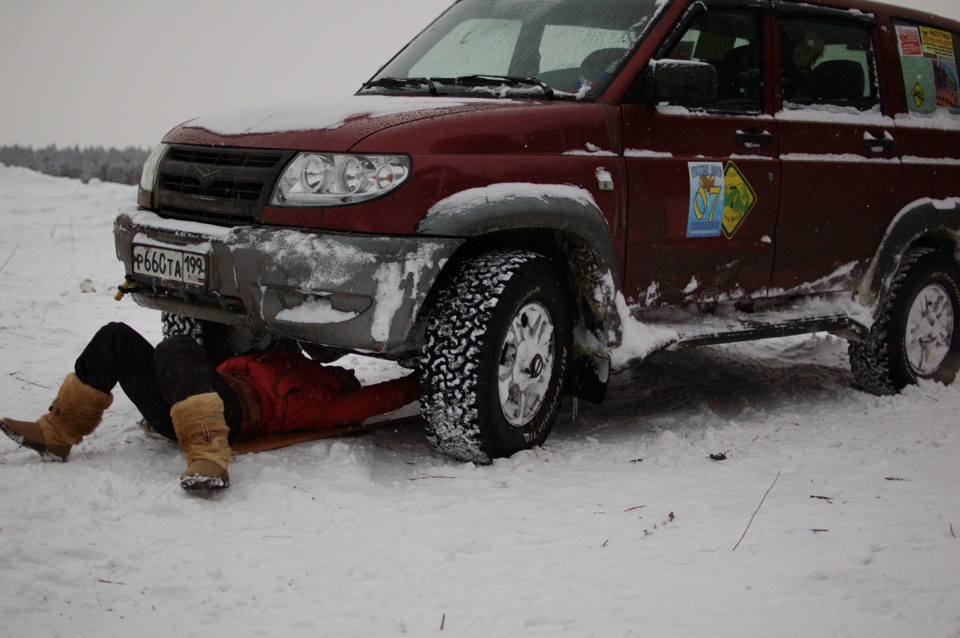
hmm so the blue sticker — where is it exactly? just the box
[687,162,725,238]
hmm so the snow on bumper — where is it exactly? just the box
[114,208,462,354]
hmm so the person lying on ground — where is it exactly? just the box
[1,322,419,491]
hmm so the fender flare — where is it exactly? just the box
[858,197,960,307]
[417,184,624,350]
[417,184,621,284]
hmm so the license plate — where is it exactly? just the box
[132,245,207,291]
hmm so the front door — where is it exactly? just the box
[622,3,779,307]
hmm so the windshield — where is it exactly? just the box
[365,0,667,99]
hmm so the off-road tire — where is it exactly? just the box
[161,313,298,358]
[850,249,960,394]
[421,250,572,463]
[161,312,205,344]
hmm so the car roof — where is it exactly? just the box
[771,0,960,31]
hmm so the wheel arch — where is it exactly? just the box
[858,198,960,310]
[415,191,624,357]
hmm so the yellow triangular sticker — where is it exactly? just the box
[722,162,757,239]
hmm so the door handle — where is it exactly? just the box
[736,131,774,147]
[864,131,895,151]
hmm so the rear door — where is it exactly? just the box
[621,0,780,306]
[770,4,905,293]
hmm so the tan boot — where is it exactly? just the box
[0,373,113,461]
[170,392,232,490]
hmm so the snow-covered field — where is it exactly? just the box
[1,164,958,637]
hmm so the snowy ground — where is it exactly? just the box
[0,165,958,637]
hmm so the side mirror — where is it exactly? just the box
[657,60,718,103]
[630,59,718,105]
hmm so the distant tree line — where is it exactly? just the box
[0,145,149,185]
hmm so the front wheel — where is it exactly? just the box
[850,249,960,394]
[421,250,572,463]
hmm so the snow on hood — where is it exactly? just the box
[183,95,500,137]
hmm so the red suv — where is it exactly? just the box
[116,0,960,462]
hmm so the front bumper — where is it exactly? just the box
[114,207,463,356]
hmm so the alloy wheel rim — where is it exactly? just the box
[498,302,555,427]
[905,283,955,376]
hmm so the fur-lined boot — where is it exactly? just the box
[0,373,113,461]
[170,392,231,490]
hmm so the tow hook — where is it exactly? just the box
[114,276,144,301]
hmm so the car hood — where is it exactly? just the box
[163,95,514,151]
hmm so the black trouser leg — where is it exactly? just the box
[75,322,175,438]
[74,323,242,442]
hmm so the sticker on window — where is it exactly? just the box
[897,25,923,57]
[920,26,955,61]
[912,82,927,108]
[916,27,960,108]
[898,23,959,113]
[934,60,959,109]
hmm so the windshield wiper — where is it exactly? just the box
[361,77,438,96]
[431,75,556,100]
[363,75,559,100]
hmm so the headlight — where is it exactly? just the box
[271,153,411,206]
[139,143,169,193]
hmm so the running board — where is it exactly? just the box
[665,313,866,349]
[579,308,868,394]
[587,299,876,380]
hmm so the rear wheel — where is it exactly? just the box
[850,249,960,394]
[421,250,572,463]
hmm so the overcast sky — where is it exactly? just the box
[2,0,959,149]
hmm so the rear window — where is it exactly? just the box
[894,21,960,114]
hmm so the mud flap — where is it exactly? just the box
[568,353,610,405]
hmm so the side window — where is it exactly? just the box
[894,21,960,114]
[538,25,634,92]
[539,25,633,74]
[780,18,879,111]
[661,10,764,113]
